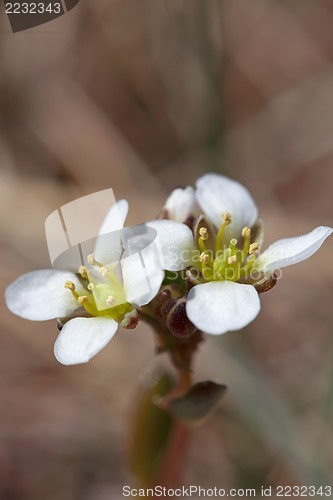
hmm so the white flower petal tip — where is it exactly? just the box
[256,226,333,272]
[145,220,196,271]
[54,316,118,365]
[164,186,201,222]
[186,281,261,335]
[195,173,258,237]
[94,199,129,265]
[98,199,129,236]
[5,270,83,321]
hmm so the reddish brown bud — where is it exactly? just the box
[254,273,278,294]
[150,286,183,319]
[167,299,197,338]
[183,214,195,230]
[121,310,139,329]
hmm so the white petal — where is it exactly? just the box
[98,198,128,236]
[186,281,261,335]
[91,230,123,267]
[5,270,84,321]
[121,225,157,257]
[255,226,333,271]
[164,186,201,222]
[54,316,118,365]
[145,220,197,271]
[94,199,128,264]
[196,173,258,239]
[121,228,164,306]
[122,252,164,306]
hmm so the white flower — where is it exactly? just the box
[5,200,175,365]
[149,173,333,335]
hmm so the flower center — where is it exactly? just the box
[64,254,133,321]
[196,213,260,283]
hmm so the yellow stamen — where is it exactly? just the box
[228,255,237,265]
[249,242,259,255]
[78,295,89,305]
[64,255,133,322]
[242,226,251,239]
[215,212,232,252]
[242,226,251,258]
[64,280,80,300]
[87,254,96,266]
[79,266,88,279]
[64,280,75,291]
[198,229,209,253]
[87,252,110,277]
[200,252,209,265]
[199,227,209,241]
[99,267,109,278]
[223,212,232,225]
[200,251,212,280]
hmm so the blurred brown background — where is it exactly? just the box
[0,1,333,498]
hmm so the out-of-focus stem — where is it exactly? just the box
[155,419,191,491]
[158,367,193,408]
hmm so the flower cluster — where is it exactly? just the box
[151,174,332,335]
[5,173,332,367]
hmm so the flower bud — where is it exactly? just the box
[254,273,278,294]
[121,310,139,329]
[166,299,197,338]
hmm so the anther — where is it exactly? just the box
[87,254,96,266]
[79,266,88,279]
[78,295,89,305]
[64,281,75,291]
[200,252,209,264]
[99,267,108,278]
[222,212,232,225]
[242,227,251,238]
[87,283,94,291]
[228,255,237,265]
[106,295,115,307]
[230,238,237,247]
[199,227,209,241]
[249,243,259,255]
